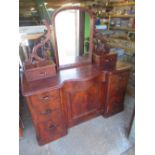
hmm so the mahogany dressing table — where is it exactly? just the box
[21,6,131,145]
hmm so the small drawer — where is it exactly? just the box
[25,64,56,81]
[103,54,117,71]
[104,57,116,63]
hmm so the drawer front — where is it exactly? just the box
[36,108,63,123]
[25,65,56,81]
[103,54,117,70]
[30,90,60,110]
[36,119,67,145]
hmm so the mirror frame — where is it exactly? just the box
[51,6,95,70]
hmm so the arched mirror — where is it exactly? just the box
[52,6,94,69]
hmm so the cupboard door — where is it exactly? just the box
[62,78,103,127]
[104,70,130,117]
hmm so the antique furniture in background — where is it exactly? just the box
[21,6,131,145]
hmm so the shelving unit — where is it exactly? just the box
[101,14,134,18]
[103,1,135,95]
[110,14,135,18]
[110,27,135,32]
[95,1,135,54]
[107,1,135,7]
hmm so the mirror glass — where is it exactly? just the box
[55,9,91,66]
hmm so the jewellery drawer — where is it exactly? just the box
[36,120,67,145]
[25,64,56,81]
[102,53,117,71]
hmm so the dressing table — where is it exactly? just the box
[21,6,131,145]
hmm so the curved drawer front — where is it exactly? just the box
[36,119,67,145]
[30,90,60,110]
[36,108,62,122]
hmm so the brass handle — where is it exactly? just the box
[41,95,58,101]
[40,96,52,102]
[40,109,52,115]
[42,96,50,100]
[49,124,55,129]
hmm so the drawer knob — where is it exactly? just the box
[41,96,51,101]
[40,109,52,115]
[46,124,56,130]
[105,59,110,62]
[49,124,55,129]
[43,96,49,100]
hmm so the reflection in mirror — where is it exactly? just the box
[55,9,91,66]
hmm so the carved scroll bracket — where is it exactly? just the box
[26,20,52,65]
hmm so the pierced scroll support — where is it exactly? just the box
[24,20,56,81]
[26,20,52,66]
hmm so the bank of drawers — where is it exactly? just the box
[28,89,67,145]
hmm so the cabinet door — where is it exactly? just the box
[62,78,103,127]
[104,70,130,117]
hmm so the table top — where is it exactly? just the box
[21,61,131,96]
